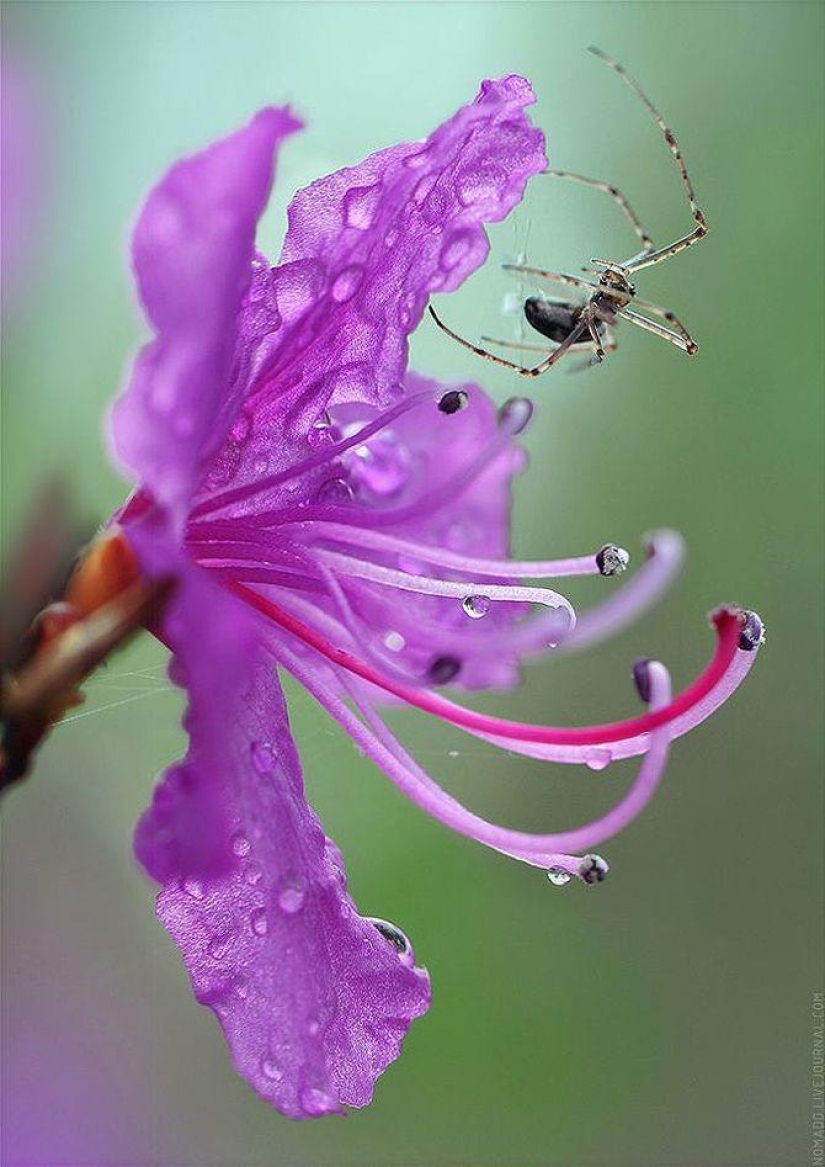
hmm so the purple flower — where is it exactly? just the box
[108,79,763,1119]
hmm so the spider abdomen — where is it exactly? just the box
[524,298,584,344]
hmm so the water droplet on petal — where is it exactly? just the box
[183,878,205,900]
[208,930,235,961]
[261,1057,282,1082]
[412,173,437,204]
[331,264,364,303]
[250,907,269,936]
[344,183,381,229]
[547,867,572,887]
[307,411,336,449]
[278,881,306,915]
[315,476,354,505]
[251,741,275,775]
[307,1017,321,1038]
[441,231,473,270]
[232,832,251,857]
[346,433,411,497]
[368,917,415,966]
[462,594,491,620]
[383,630,406,653]
[299,1086,337,1116]
[585,748,613,772]
[243,862,263,886]
[383,225,399,248]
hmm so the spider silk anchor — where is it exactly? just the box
[429,46,708,377]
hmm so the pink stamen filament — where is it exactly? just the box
[226,578,742,747]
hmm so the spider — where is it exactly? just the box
[429,46,708,377]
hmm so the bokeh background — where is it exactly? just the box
[2,3,823,1165]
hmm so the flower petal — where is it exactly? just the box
[235,75,547,433]
[110,107,301,521]
[151,632,430,1117]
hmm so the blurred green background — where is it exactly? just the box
[2,3,823,1165]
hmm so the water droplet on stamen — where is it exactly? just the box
[585,748,613,772]
[596,544,630,577]
[578,854,609,884]
[737,609,765,652]
[547,868,572,887]
[462,594,491,620]
[438,390,468,415]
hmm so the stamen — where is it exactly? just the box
[228,578,758,754]
[292,521,609,579]
[268,631,677,871]
[311,547,576,626]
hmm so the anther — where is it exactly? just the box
[737,609,765,652]
[497,397,534,435]
[632,658,653,704]
[596,543,630,577]
[427,656,462,686]
[438,390,468,415]
[578,854,609,884]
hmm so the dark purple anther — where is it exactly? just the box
[427,656,462,685]
[632,658,653,704]
[737,609,765,652]
[437,390,468,415]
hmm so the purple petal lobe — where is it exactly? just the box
[264,75,546,413]
[110,107,301,520]
[145,599,429,1117]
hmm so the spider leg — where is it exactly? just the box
[617,305,696,354]
[628,295,698,353]
[543,169,655,253]
[429,305,589,377]
[501,264,599,292]
[588,46,708,272]
[480,334,598,355]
